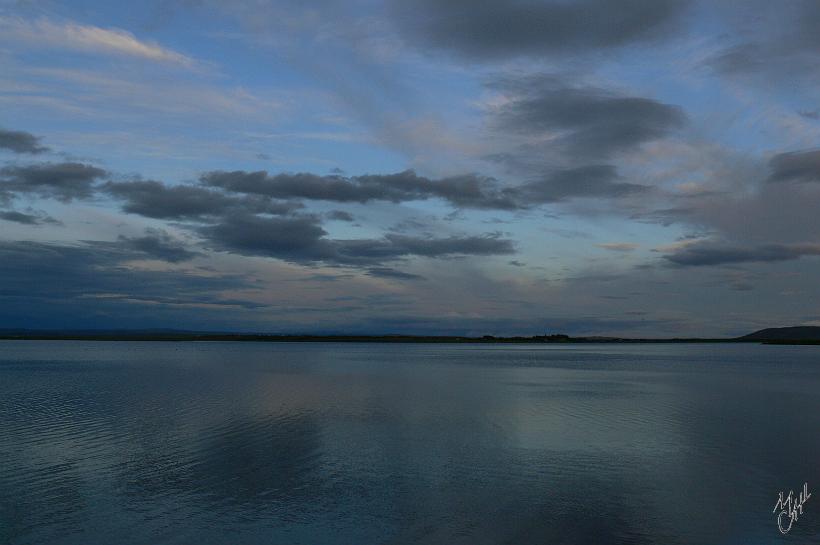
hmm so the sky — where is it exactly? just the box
[2,0,820,337]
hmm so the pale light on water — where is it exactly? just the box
[1,341,819,544]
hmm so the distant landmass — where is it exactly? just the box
[0,330,717,343]
[740,326,820,344]
[0,326,819,344]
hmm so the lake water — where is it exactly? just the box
[1,341,818,544]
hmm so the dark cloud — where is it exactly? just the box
[663,242,820,266]
[519,165,647,202]
[117,229,200,263]
[706,1,820,83]
[650,147,820,246]
[201,169,519,210]
[392,0,690,60]
[201,165,640,210]
[0,210,59,225]
[630,207,694,226]
[96,174,521,269]
[399,173,517,210]
[0,128,49,154]
[326,210,355,222]
[596,242,639,252]
[199,213,515,265]
[200,214,330,261]
[0,162,106,201]
[730,282,754,291]
[359,233,515,259]
[365,267,425,281]
[298,272,356,283]
[103,180,301,219]
[202,170,376,202]
[708,43,769,75]
[490,76,686,159]
[0,210,40,225]
[104,180,232,219]
[0,240,260,329]
[768,149,820,183]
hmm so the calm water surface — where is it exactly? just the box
[1,341,819,544]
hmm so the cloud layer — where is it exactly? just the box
[392,0,690,59]
[3,0,820,336]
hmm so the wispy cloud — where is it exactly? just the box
[8,66,281,120]
[596,243,639,252]
[0,16,197,68]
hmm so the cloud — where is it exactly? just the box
[18,66,280,120]
[365,267,425,281]
[201,169,519,210]
[363,233,515,259]
[199,213,515,265]
[117,229,200,263]
[0,239,261,329]
[104,180,238,219]
[0,162,107,202]
[519,165,647,203]
[0,128,49,154]
[200,214,329,261]
[102,180,301,219]
[663,241,820,266]
[0,210,39,225]
[768,149,820,183]
[0,209,59,225]
[651,145,820,244]
[391,0,690,60]
[630,206,694,226]
[98,174,519,268]
[0,17,197,67]
[489,76,686,160]
[201,166,639,210]
[705,1,820,87]
[596,242,639,252]
[326,210,355,222]
[708,43,769,76]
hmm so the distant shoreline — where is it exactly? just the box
[0,332,787,344]
[2,327,819,344]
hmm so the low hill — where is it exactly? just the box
[740,326,820,342]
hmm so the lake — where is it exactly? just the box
[1,341,818,544]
